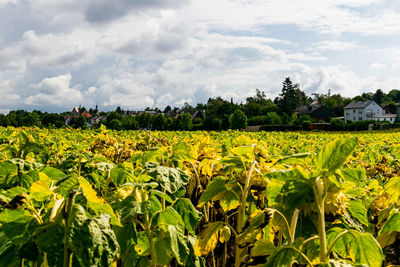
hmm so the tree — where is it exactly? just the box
[277,77,307,115]
[106,112,122,126]
[121,116,139,130]
[373,89,384,104]
[229,110,247,129]
[178,113,193,130]
[70,116,86,129]
[203,116,222,130]
[163,105,172,114]
[151,114,167,130]
[42,114,65,128]
[206,97,236,129]
[109,119,122,130]
[246,89,269,105]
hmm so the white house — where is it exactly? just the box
[344,100,396,123]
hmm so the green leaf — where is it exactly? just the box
[172,142,195,162]
[41,167,66,181]
[119,196,150,223]
[198,176,240,212]
[157,207,185,231]
[340,166,366,183]
[134,232,150,256]
[172,199,202,235]
[348,199,368,226]
[0,209,32,224]
[316,137,358,173]
[151,189,173,204]
[156,236,173,266]
[264,168,307,182]
[237,210,272,248]
[146,162,189,194]
[251,239,277,257]
[319,260,367,266]
[168,225,189,265]
[264,246,298,267]
[0,162,17,184]
[35,223,64,267]
[327,228,383,267]
[110,162,133,186]
[0,232,20,267]
[56,174,79,197]
[378,211,400,246]
[274,153,310,166]
[115,224,140,267]
[66,204,120,267]
[230,146,255,162]
[21,170,40,189]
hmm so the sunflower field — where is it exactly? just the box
[1,127,400,267]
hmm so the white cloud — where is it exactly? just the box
[369,62,387,70]
[313,41,360,51]
[0,79,21,106]
[25,74,83,107]
[0,0,399,112]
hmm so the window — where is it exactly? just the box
[353,109,355,113]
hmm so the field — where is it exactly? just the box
[0,127,400,267]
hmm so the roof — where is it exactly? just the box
[375,114,396,118]
[294,104,323,115]
[344,100,376,109]
[80,111,93,118]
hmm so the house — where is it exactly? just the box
[71,107,80,116]
[191,110,205,121]
[294,103,331,121]
[87,115,107,128]
[344,100,396,123]
[65,107,93,126]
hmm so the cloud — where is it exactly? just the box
[25,74,83,107]
[0,0,399,112]
[369,62,387,70]
[84,0,187,23]
[0,79,21,106]
[313,41,361,51]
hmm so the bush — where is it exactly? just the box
[259,125,303,131]
[192,123,204,131]
[247,115,268,126]
[203,116,222,130]
[229,110,247,129]
[265,112,282,125]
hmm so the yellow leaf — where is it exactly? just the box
[78,176,103,204]
[195,222,224,256]
[30,172,53,201]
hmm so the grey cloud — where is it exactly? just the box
[85,0,187,23]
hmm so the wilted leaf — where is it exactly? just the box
[194,222,225,256]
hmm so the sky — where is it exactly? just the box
[1,0,400,113]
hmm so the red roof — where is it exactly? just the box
[81,111,93,118]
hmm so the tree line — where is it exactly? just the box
[1,77,400,130]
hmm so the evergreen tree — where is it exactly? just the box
[277,77,307,115]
